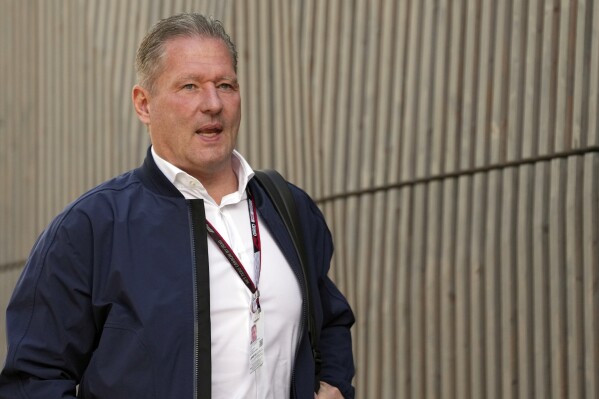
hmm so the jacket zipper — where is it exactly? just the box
[188,200,211,399]
[290,256,308,399]
[189,205,200,399]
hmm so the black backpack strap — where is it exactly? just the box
[253,169,322,392]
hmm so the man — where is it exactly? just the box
[0,12,355,399]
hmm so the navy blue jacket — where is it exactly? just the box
[0,149,355,399]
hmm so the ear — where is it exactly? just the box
[132,84,151,125]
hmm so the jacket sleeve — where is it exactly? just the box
[0,208,99,398]
[295,189,356,399]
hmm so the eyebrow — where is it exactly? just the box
[220,76,239,86]
[177,74,238,84]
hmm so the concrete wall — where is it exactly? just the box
[2,1,599,397]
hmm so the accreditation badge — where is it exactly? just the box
[249,309,264,373]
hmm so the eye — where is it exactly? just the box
[217,82,238,91]
[182,83,196,90]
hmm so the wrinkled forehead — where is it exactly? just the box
[158,35,235,72]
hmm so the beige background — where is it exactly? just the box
[2,0,599,398]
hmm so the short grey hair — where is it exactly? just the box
[135,13,238,92]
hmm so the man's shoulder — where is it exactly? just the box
[76,169,142,205]
[52,169,145,224]
[29,169,145,249]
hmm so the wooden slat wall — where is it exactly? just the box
[1,1,599,398]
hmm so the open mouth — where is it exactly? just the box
[196,123,223,137]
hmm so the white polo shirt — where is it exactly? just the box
[152,147,303,398]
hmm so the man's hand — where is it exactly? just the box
[314,381,344,399]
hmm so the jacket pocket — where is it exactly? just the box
[79,324,156,399]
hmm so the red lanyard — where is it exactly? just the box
[205,190,262,311]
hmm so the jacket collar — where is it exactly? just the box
[135,146,185,198]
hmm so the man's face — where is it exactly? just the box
[135,36,241,180]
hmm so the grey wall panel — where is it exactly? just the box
[2,1,599,398]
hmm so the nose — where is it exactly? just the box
[199,84,223,114]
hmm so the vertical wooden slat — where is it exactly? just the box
[554,0,576,152]
[470,173,487,398]
[233,0,249,158]
[549,158,568,398]
[425,181,441,398]
[103,0,119,179]
[10,0,19,263]
[37,0,48,231]
[489,0,509,164]
[451,2,467,173]
[65,4,75,198]
[397,188,413,399]
[73,0,85,192]
[24,0,37,260]
[373,0,397,187]
[583,154,599,399]
[64,4,75,198]
[2,2,599,398]
[365,191,386,399]
[112,0,130,170]
[475,0,495,168]
[500,168,518,399]
[354,193,373,398]
[331,1,355,193]
[455,176,472,399]
[507,0,527,162]
[83,1,95,189]
[345,0,368,194]
[533,161,551,399]
[415,0,435,179]
[430,0,450,177]
[566,156,585,398]
[360,0,383,190]
[316,0,334,195]
[283,0,303,185]
[440,179,457,399]
[572,0,591,149]
[522,0,543,159]
[590,0,599,147]
[400,0,422,182]
[381,189,400,399]
[485,170,502,399]
[387,0,410,185]
[92,1,106,183]
[269,0,285,172]
[444,0,463,174]
[47,2,58,219]
[13,1,23,261]
[410,184,426,399]
[246,0,261,168]
[539,0,560,155]
[461,0,481,172]
[277,0,295,176]
[517,164,535,399]
[301,0,319,207]
[0,0,8,265]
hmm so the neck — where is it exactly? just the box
[196,166,238,205]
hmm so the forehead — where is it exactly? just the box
[161,36,235,72]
